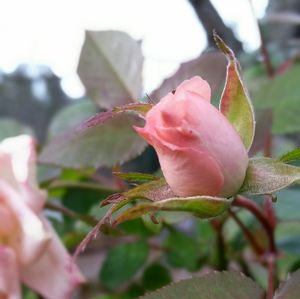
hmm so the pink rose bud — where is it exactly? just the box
[135,76,248,198]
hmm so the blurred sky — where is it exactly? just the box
[0,0,268,98]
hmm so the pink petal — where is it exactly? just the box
[158,147,224,197]
[20,218,85,299]
[0,246,21,299]
[0,181,50,265]
[175,76,211,102]
[0,135,46,213]
[0,203,15,235]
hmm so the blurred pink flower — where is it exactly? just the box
[0,135,85,299]
[135,76,248,198]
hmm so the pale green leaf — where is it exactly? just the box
[141,271,264,299]
[214,33,255,151]
[78,30,143,109]
[114,196,230,225]
[113,103,152,117]
[241,157,300,195]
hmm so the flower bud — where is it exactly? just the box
[135,76,248,198]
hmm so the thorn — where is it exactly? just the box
[150,214,159,224]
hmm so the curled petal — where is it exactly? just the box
[175,76,211,102]
[0,246,21,299]
[0,135,46,213]
[0,181,50,265]
[20,218,85,299]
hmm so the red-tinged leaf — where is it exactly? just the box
[151,51,227,102]
[101,193,125,207]
[114,196,230,225]
[214,32,255,151]
[77,30,143,109]
[39,110,147,169]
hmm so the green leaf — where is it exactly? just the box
[142,263,172,291]
[124,178,174,201]
[214,33,255,151]
[113,172,159,183]
[39,111,147,169]
[48,100,98,138]
[100,240,149,290]
[165,231,199,271]
[280,148,300,163]
[114,196,230,225]
[140,271,264,299]
[241,157,300,195]
[0,118,34,141]
[274,269,300,299]
[78,30,143,109]
[100,179,173,212]
[253,64,300,134]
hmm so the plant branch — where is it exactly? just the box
[228,209,264,255]
[248,0,274,78]
[210,218,228,270]
[233,195,277,299]
[233,195,276,253]
[266,254,276,299]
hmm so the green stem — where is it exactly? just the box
[210,218,227,270]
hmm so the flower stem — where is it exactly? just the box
[266,253,276,299]
[248,0,274,78]
[233,195,277,298]
[228,209,264,255]
[210,218,228,270]
[233,196,276,253]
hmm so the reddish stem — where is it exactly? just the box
[266,254,276,299]
[248,0,274,78]
[233,196,276,253]
[229,209,264,255]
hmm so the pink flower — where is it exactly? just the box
[0,135,85,299]
[135,76,248,198]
